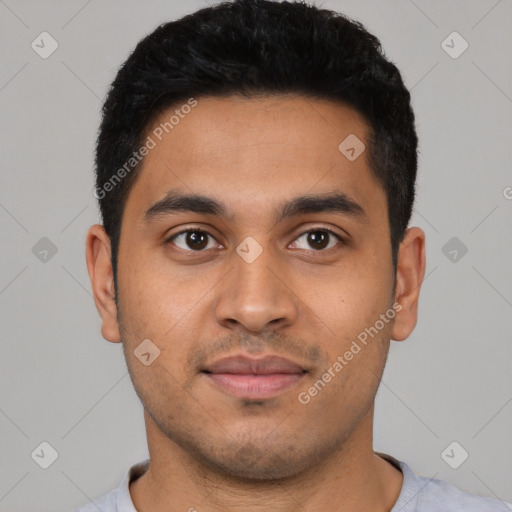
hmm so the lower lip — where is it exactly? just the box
[203,372,305,399]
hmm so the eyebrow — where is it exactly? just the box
[143,188,368,225]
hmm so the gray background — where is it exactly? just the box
[0,0,511,510]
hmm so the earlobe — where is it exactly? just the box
[85,224,122,343]
[391,227,426,342]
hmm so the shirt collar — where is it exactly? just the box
[117,458,150,511]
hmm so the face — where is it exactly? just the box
[86,94,425,480]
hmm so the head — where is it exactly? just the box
[86,0,425,481]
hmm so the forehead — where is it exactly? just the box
[125,94,384,223]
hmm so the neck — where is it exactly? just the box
[130,405,403,512]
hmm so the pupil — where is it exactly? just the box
[187,231,208,250]
[308,231,328,250]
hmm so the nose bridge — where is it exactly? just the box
[215,239,297,332]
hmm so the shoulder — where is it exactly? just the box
[414,473,512,511]
[73,458,149,512]
[377,452,512,512]
[74,488,117,512]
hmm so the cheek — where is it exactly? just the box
[117,262,214,379]
[297,328,389,440]
[302,261,391,329]
[118,255,195,334]
[300,264,393,389]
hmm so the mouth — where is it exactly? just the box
[201,354,308,400]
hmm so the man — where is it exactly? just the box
[79,0,511,510]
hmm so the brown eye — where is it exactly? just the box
[169,230,215,251]
[307,231,329,250]
[290,229,343,251]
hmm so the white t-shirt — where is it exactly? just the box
[75,452,512,511]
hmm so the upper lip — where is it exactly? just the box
[202,354,307,375]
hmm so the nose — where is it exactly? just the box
[214,245,298,334]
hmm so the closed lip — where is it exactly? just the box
[202,354,307,375]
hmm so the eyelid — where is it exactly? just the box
[289,226,346,251]
[166,226,222,246]
[165,224,346,252]
[293,225,345,242]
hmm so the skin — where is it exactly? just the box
[86,94,426,512]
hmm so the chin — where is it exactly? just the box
[188,436,322,482]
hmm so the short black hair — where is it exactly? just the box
[94,0,418,296]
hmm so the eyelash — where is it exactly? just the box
[165,226,345,253]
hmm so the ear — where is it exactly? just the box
[391,227,426,341]
[85,224,121,343]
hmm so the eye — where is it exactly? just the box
[168,229,219,251]
[289,228,343,251]
[166,227,344,253]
